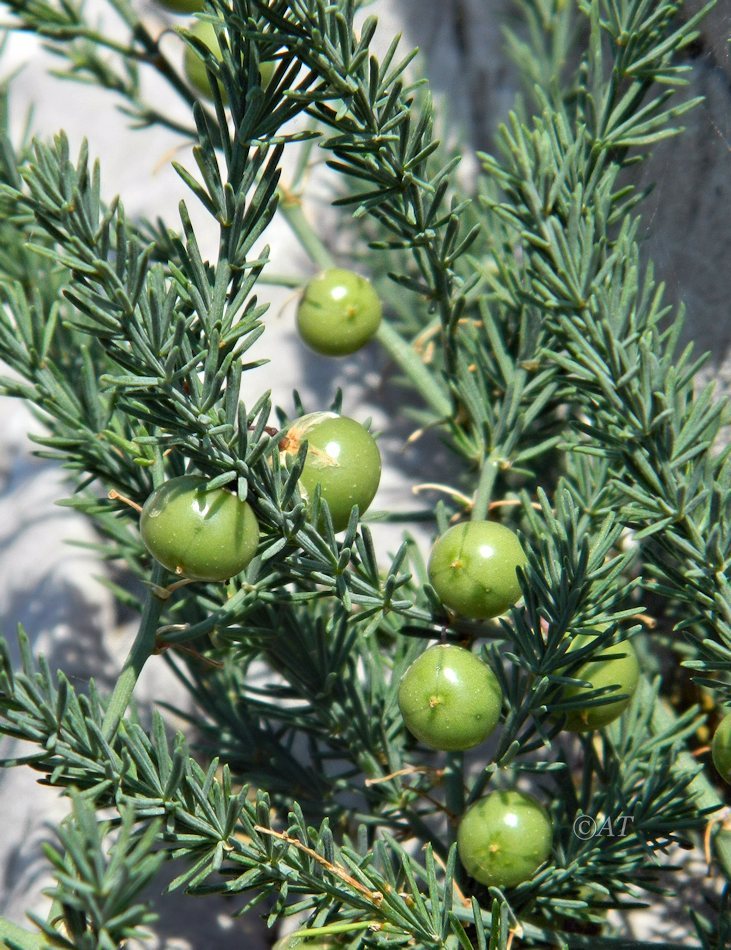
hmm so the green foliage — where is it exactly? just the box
[0,0,729,947]
[29,796,164,949]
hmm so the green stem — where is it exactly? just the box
[376,320,452,419]
[278,194,335,270]
[101,562,168,742]
[45,896,63,931]
[471,456,499,521]
[74,1,210,131]
[444,751,465,847]
[290,921,402,938]
[255,273,303,289]
[114,7,204,114]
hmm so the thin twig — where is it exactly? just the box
[254,826,383,904]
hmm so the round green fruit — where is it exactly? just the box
[182,22,274,102]
[156,0,205,14]
[712,710,731,784]
[558,635,640,732]
[258,59,276,88]
[457,789,553,888]
[183,20,224,101]
[398,644,502,751]
[140,475,259,581]
[281,412,381,533]
[296,268,382,356]
[427,521,527,620]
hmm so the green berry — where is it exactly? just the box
[183,20,225,101]
[182,21,274,102]
[282,412,381,533]
[296,268,382,356]
[140,475,259,581]
[559,635,640,732]
[712,710,731,783]
[428,521,527,620]
[398,644,503,751]
[259,59,276,88]
[457,790,553,888]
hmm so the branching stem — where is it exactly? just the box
[101,561,168,741]
[444,751,465,845]
[471,457,499,522]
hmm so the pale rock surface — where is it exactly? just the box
[0,1,729,946]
